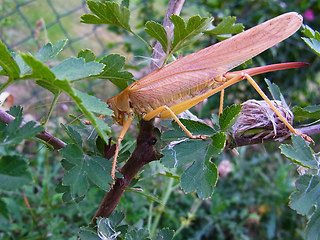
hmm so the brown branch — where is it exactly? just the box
[90,119,160,222]
[0,108,66,149]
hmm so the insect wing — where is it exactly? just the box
[130,12,302,92]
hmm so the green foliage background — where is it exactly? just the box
[0,0,320,239]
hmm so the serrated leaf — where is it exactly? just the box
[81,1,131,32]
[265,78,289,109]
[161,140,211,168]
[154,228,174,240]
[61,144,113,198]
[79,227,100,240]
[0,155,32,190]
[162,133,225,198]
[125,229,150,240]
[78,49,96,62]
[62,124,83,147]
[0,106,44,146]
[20,53,59,95]
[34,39,67,63]
[180,133,225,199]
[302,25,320,56]
[74,89,113,116]
[289,174,320,216]
[145,21,168,52]
[180,157,218,199]
[109,211,125,227]
[170,15,210,52]
[280,134,317,169]
[99,54,133,90]
[0,39,20,79]
[305,206,320,240]
[51,57,105,82]
[162,119,216,140]
[219,104,242,131]
[53,80,111,143]
[205,16,244,37]
[292,105,320,122]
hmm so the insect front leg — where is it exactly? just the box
[111,112,134,180]
[143,105,208,140]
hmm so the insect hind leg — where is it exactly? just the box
[243,73,314,143]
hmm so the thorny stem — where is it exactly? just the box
[0,108,66,149]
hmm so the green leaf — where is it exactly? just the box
[162,133,225,198]
[81,1,131,32]
[292,105,320,122]
[0,155,32,190]
[54,81,111,143]
[305,207,320,240]
[280,134,317,169]
[77,49,96,62]
[109,211,125,227]
[61,124,83,147]
[79,227,100,240]
[125,229,150,240]
[51,57,105,82]
[219,104,242,131]
[205,16,244,39]
[289,174,320,216]
[170,15,210,52]
[74,89,113,116]
[0,39,20,79]
[302,25,320,56]
[162,119,216,140]
[161,139,211,168]
[180,133,225,199]
[145,21,168,52]
[99,54,134,90]
[0,106,44,146]
[61,144,113,198]
[34,39,67,63]
[20,53,59,95]
[154,228,174,240]
[180,158,218,199]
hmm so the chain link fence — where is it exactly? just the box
[0,0,109,56]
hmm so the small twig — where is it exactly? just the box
[0,108,66,149]
[151,0,185,71]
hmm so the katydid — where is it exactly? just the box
[106,12,310,179]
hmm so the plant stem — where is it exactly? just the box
[150,176,175,237]
[174,198,202,237]
[130,30,153,50]
[41,93,60,126]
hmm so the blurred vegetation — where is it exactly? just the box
[0,0,319,239]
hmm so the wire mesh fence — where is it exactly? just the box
[0,0,120,116]
[0,0,109,57]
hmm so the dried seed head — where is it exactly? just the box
[232,100,294,141]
